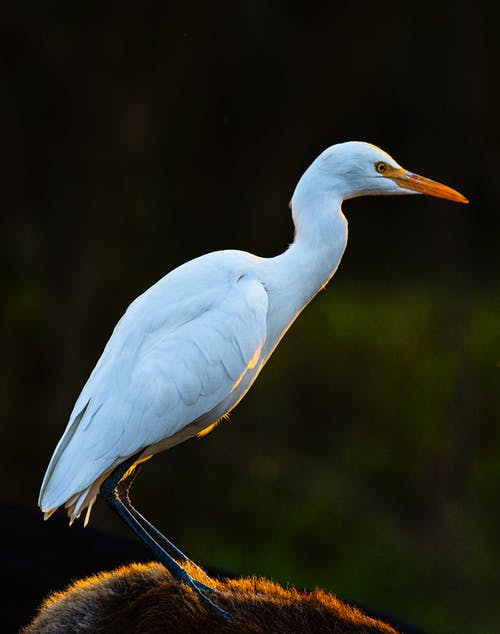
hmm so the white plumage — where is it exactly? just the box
[39,141,467,535]
[40,252,271,523]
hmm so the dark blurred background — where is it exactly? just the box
[2,2,499,633]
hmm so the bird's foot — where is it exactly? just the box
[185,578,233,620]
[171,564,232,619]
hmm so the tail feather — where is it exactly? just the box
[38,403,90,510]
[65,480,103,526]
[41,457,124,526]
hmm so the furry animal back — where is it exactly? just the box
[22,562,398,634]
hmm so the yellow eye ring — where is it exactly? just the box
[375,161,387,174]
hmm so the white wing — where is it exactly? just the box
[39,252,268,515]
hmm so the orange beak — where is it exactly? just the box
[391,169,469,204]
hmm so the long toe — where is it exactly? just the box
[191,578,217,595]
[187,580,233,620]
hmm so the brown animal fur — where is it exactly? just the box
[22,561,399,633]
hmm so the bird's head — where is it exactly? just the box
[293,141,468,206]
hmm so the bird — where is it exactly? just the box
[39,141,468,618]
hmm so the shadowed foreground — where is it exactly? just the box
[22,562,399,633]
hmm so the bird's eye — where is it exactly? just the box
[375,162,387,174]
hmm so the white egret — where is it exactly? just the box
[39,141,468,617]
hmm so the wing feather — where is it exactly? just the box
[39,257,268,515]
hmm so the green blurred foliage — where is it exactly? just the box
[1,2,499,633]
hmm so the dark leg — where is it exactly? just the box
[100,452,232,620]
[114,459,215,595]
[114,458,191,563]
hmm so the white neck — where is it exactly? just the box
[262,190,348,345]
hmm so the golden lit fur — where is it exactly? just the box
[22,562,398,633]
